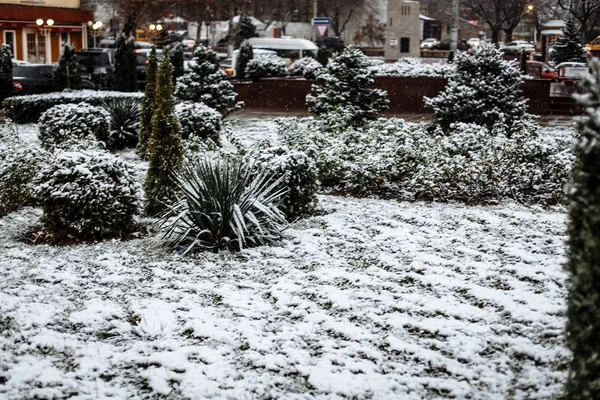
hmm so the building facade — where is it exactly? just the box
[0,0,92,64]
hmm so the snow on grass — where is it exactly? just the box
[0,118,571,399]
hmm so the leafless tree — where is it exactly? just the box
[558,0,600,41]
[464,0,530,44]
[317,0,374,37]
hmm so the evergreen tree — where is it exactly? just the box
[520,50,529,74]
[236,40,253,79]
[425,43,528,131]
[306,46,388,124]
[0,44,13,102]
[175,45,241,116]
[53,44,82,90]
[564,57,600,400]
[113,34,138,92]
[552,20,587,65]
[235,14,258,49]
[317,45,329,67]
[169,42,185,83]
[136,46,158,159]
[144,50,183,216]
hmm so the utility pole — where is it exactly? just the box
[450,0,459,59]
[312,0,318,42]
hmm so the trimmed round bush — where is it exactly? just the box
[253,145,318,220]
[289,57,323,79]
[245,54,287,81]
[33,149,141,241]
[175,101,222,145]
[38,102,110,149]
[0,144,50,216]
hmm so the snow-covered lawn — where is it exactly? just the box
[0,119,570,399]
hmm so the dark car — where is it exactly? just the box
[12,64,56,95]
[316,36,345,52]
[76,48,115,90]
[135,48,164,89]
[431,39,469,51]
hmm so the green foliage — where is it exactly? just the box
[113,34,138,92]
[425,43,529,131]
[33,149,141,241]
[235,14,259,48]
[236,40,253,79]
[54,44,82,90]
[552,20,587,64]
[175,45,241,116]
[102,98,140,149]
[170,42,185,82]
[317,46,329,67]
[245,54,287,81]
[0,44,13,102]
[144,50,184,216]
[38,102,110,150]
[565,57,600,400]
[175,101,222,144]
[306,46,389,124]
[2,91,143,124]
[158,157,287,252]
[136,46,158,158]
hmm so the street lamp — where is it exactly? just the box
[35,18,54,36]
[87,20,103,48]
[149,23,163,45]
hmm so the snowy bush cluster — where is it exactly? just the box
[38,102,110,150]
[3,90,143,123]
[288,57,323,79]
[370,57,455,78]
[277,116,575,205]
[33,150,141,241]
[245,54,288,81]
[175,101,222,145]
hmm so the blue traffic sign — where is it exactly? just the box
[312,17,331,26]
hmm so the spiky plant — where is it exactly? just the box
[158,157,288,253]
[103,98,140,149]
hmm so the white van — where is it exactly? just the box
[230,38,318,77]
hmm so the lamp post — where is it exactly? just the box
[35,18,54,36]
[149,23,163,45]
[87,20,103,48]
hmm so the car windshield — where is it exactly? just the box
[78,53,109,66]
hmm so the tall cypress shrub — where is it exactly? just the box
[564,57,600,400]
[136,46,158,159]
[143,50,183,216]
[54,44,82,90]
[236,40,253,79]
[113,34,138,92]
[552,20,587,64]
[0,44,13,102]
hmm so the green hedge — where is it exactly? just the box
[2,90,143,123]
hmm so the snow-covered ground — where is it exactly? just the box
[0,119,570,399]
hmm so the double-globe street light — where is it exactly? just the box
[88,20,103,48]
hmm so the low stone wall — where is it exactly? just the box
[232,77,554,115]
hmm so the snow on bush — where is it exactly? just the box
[252,145,318,220]
[175,101,222,145]
[371,57,454,78]
[288,57,323,79]
[38,102,110,149]
[277,116,575,204]
[245,54,287,80]
[33,149,141,241]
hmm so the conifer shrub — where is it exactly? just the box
[158,157,287,253]
[33,149,141,241]
[170,42,185,82]
[54,44,82,90]
[289,57,323,79]
[306,46,389,124]
[102,98,140,149]
[0,44,13,102]
[175,45,241,116]
[564,57,600,400]
[552,19,587,65]
[425,43,529,131]
[245,54,287,81]
[38,102,110,149]
[236,40,253,79]
[136,46,158,159]
[317,46,329,66]
[252,145,318,220]
[113,34,138,92]
[144,51,184,216]
[175,101,222,145]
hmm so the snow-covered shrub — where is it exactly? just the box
[175,101,222,145]
[252,145,318,220]
[289,57,323,79]
[38,102,110,149]
[245,54,287,81]
[425,43,529,131]
[102,98,140,149]
[306,46,389,124]
[33,149,141,241]
[371,57,454,78]
[2,90,143,124]
[551,19,587,64]
[0,141,50,216]
[158,157,287,252]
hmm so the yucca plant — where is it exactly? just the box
[158,157,288,253]
[103,98,141,149]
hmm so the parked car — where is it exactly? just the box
[420,38,439,49]
[502,41,535,55]
[76,48,115,90]
[431,39,469,51]
[467,38,481,48]
[526,61,558,79]
[135,48,163,87]
[555,61,588,80]
[586,36,600,52]
[316,36,345,53]
[12,64,56,95]
[219,57,233,76]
